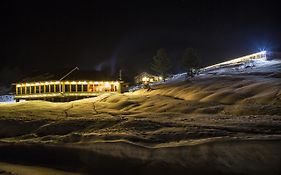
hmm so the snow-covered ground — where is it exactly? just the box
[129,57,281,91]
[0,95,15,103]
[0,58,280,175]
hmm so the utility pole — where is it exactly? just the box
[119,69,122,81]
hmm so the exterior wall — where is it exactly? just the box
[15,80,121,100]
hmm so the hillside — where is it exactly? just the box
[0,58,280,175]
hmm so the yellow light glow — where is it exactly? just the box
[35,82,40,86]
[71,81,76,84]
[94,82,99,84]
[16,84,21,87]
[26,83,30,86]
[104,82,110,88]
[55,81,60,84]
[65,81,70,84]
[142,77,149,82]
[83,81,87,85]
[45,82,49,85]
[114,82,119,86]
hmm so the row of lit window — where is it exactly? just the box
[16,84,118,95]
[16,81,119,87]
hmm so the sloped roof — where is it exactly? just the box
[134,72,158,79]
[18,68,117,83]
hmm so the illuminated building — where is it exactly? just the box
[14,68,124,102]
[134,72,163,85]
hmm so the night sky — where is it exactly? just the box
[1,0,281,81]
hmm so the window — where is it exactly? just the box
[31,86,35,94]
[83,85,88,92]
[26,87,30,94]
[46,85,50,93]
[55,85,60,92]
[17,87,21,94]
[35,86,39,93]
[65,85,70,92]
[22,87,26,94]
[88,85,94,92]
[77,85,82,92]
[40,85,44,93]
[71,85,76,92]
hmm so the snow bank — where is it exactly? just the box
[0,95,15,103]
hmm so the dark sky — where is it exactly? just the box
[1,0,281,77]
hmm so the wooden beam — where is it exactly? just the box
[16,86,18,95]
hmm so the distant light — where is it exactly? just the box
[142,77,148,82]
[258,47,267,52]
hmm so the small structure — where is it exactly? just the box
[14,68,124,102]
[134,72,162,84]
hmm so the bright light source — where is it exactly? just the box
[142,77,148,82]
[104,82,111,88]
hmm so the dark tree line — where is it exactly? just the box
[151,48,200,80]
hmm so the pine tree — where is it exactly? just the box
[182,48,199,79]
[151,48,172,80]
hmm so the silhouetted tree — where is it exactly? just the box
[151,48,172,80]
[182,48,200,79]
